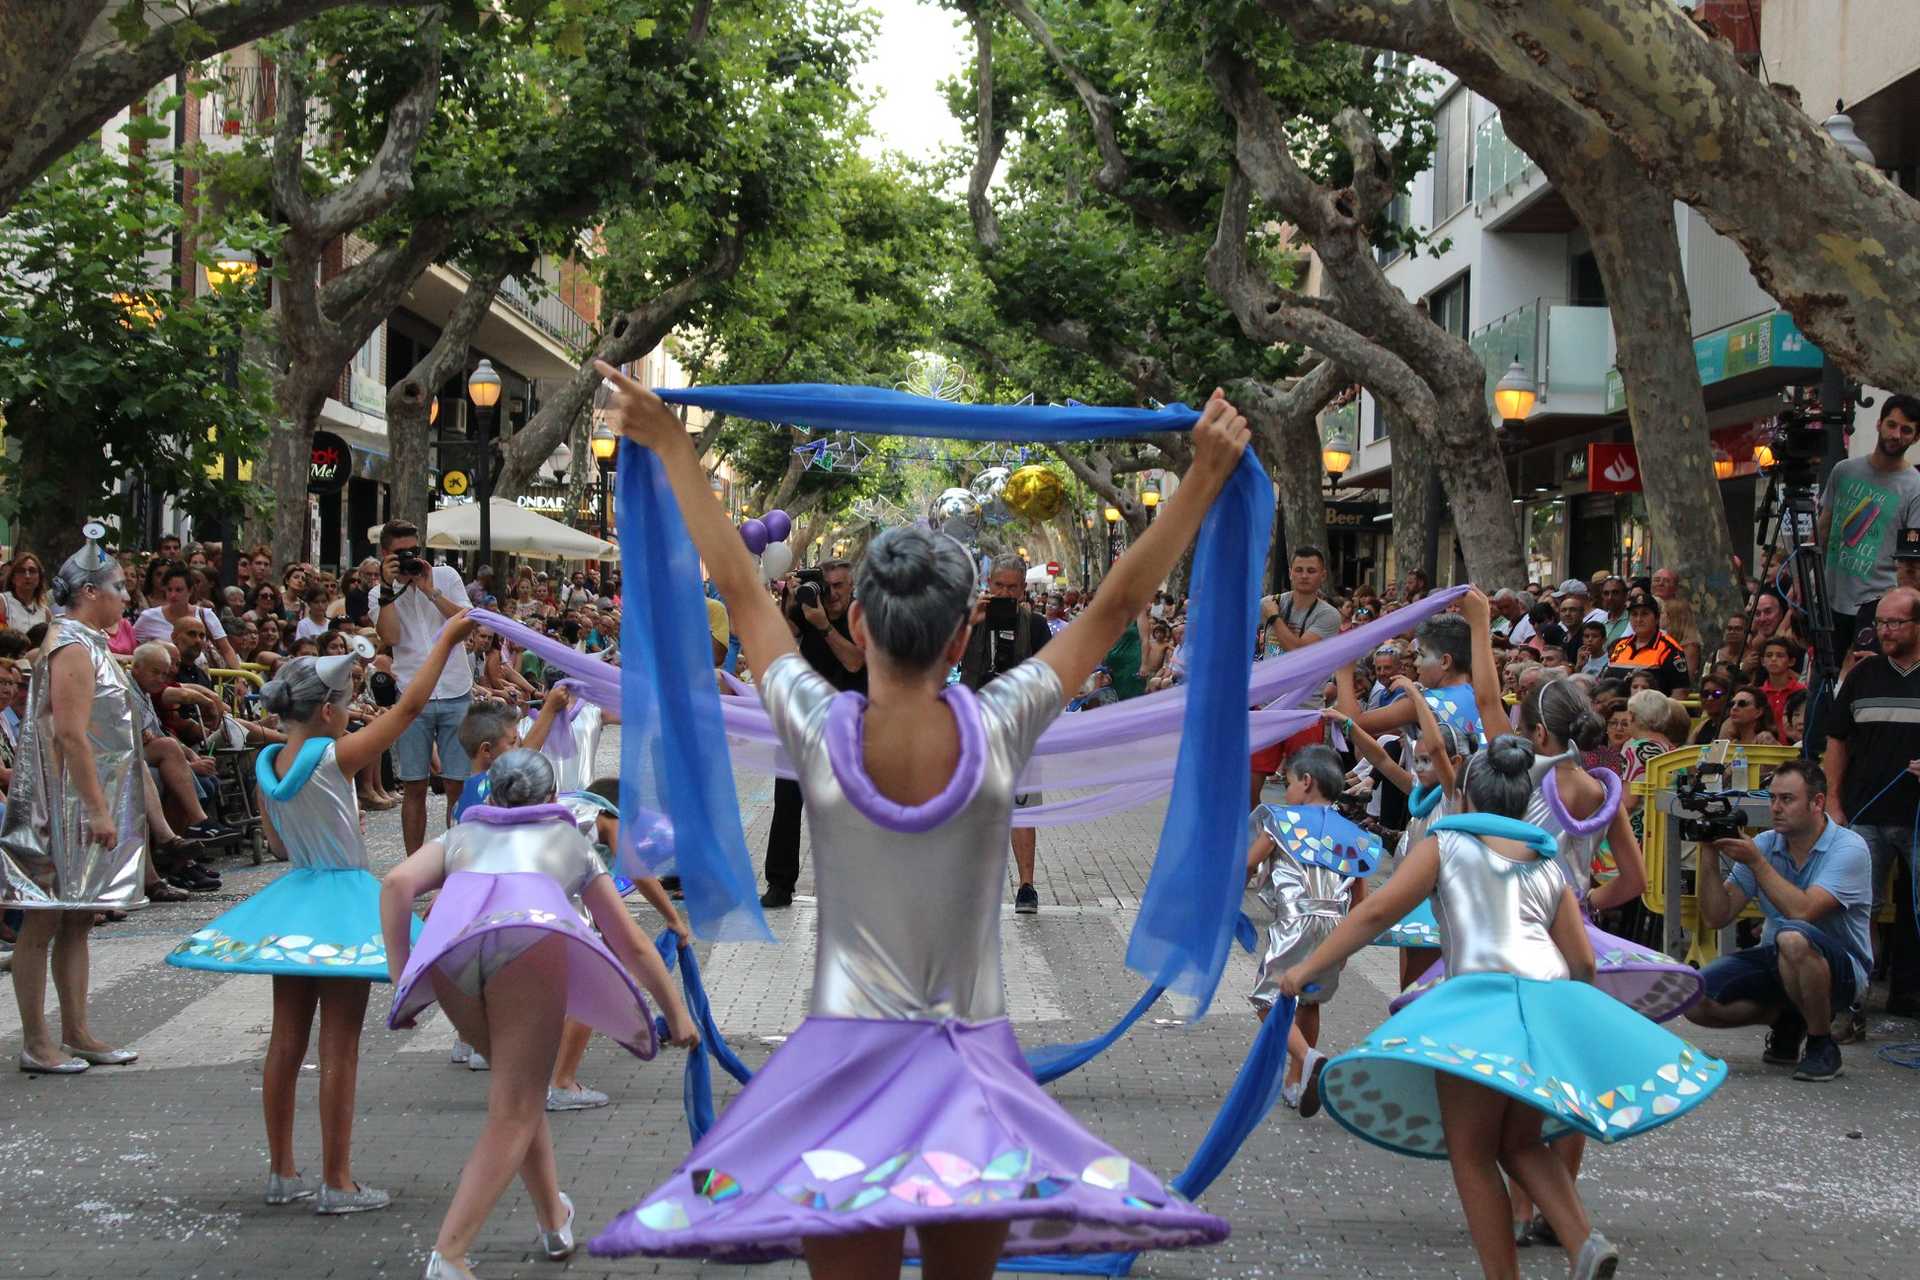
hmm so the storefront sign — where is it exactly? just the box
[308,430,350,494]
[1605,311,1821,414]
[1586,443,1642,493]
[1325,501,1385,529]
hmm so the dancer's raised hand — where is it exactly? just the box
[1189,389,1251,485]
[594,359,684,454]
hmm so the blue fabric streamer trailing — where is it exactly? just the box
[617,442,774,944]
[1024,984,1168,1085]
[646,383,1272,1016]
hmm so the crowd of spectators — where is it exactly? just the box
[0,531,622,972]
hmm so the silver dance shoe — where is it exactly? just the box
[537,1192,576,1261]
[17,1051,88,1074]
[1573,1231,1620,1280]
[314,1182,392,1215]
[545,1084,609,1112]
[264,1172,315,1205]
[423,1251,477,1279]
[63,1044,139,1066]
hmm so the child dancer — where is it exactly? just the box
[1339,669,1465,988]
[381,749,698,1279]
[1244,744,1379,1117]
[167,616,474,1211]
[1277,735,1727,1280]
[588,363,1241,1277]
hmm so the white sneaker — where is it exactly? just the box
[449,1040,472,1066]
[1297,1048,1329,1119]
[467,1051,489,1071]
[546,1084,610,1112]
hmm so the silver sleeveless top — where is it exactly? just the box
[0,618,147,908]
[1430,830,1570,982]
[441,814,603,901]
[545,703,604,795]
[761,652,1063,1021]
[1526,756,1603,904]
[260,742,367,871]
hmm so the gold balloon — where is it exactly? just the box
[1003,464,1066,522]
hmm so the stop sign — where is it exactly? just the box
[1045,561,1061,575]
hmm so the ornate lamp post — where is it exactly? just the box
[467,359,503,567]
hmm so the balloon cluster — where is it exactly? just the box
[740,509,794,581]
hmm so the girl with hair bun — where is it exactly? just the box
[165,614,475,1215]
[588,362,1249,1277]
[1275,725,1727,1280]
[380,747,698,1280]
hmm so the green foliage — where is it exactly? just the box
[0,131,278,547]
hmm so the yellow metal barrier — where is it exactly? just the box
[1636,743,1795,968]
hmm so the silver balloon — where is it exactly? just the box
[970,466,1014,527]
[930,487,983,543]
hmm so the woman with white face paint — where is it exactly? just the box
[1,526,147,1073]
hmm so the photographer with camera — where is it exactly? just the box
[1684,760,1872,1082]
[759,559,864,909]
[959,555,1055,914]
[372,519,474,854]
[1817,395,1920,653]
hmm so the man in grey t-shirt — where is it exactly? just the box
[1260,546,1341,708]
[1819,395,1920,649]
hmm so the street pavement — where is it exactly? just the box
[4,730,1919,1279]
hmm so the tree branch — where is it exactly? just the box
[965,1,1003,253]
[999,0,1199,237]
[305,12,444,241]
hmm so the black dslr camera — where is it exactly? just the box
[394,546,429,577]
[790,566,826,613]
[1673,767,1746,843]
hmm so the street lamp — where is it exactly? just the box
[546,442,573,483]
[1493,357,1537,426]
[1141,484,1160,519]
[1103,505,1122,573]
[204,246,258,293]
[1712,448,1734,481]
[468,358,503,568]
[1822,100,1876,164]
[1753,441,1775,470]
[591,420,618,538]
[1322,439,1353,484]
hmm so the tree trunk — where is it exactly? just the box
[1428,0,1920,391]
[1389,425,1437,588]
[385,264,512,532]
[1248,399,1326,564]
[265,371,330,569]
[1503,110,1744,651]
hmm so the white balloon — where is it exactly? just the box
[759,541,795,581]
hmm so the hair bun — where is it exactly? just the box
[1485,733,1536,778]
[258,678,296,717]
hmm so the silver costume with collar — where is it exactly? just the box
[0,618,147,908]
[1430,829,1569,982]
[1526,754,1602,904]
[435,814,605,994]
[759,651,1062,1022]
[259,742,367,870]
[1248,805,1354,1009]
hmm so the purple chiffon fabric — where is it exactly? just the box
[1391,918,1704,1023]
[389,870,657,1059]
[589,1016,1228,1262]
[473,595,1463,829]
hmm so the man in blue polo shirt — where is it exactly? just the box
[1685,759,1872,1082]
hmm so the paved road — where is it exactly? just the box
[4,731,1918,1279]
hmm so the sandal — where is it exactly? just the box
[147,881,193,903]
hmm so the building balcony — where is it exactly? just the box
[1472,112,1579,233]
[497,272,594,358]
[1470,298,1616,424]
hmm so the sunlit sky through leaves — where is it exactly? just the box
[854,0,970,162]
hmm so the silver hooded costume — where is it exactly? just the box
[0,617,147,908]
[1247,804,1355,1009]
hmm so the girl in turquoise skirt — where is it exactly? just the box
[1275,734,1726,1280]
[169,613,476,1211]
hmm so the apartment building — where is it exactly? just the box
[1322,0,1919,590]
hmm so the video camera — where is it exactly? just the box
[1672,766,1746,844]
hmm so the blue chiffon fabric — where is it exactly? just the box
[630,384,1272,1014]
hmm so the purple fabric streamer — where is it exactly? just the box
[472,594,1466,829]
